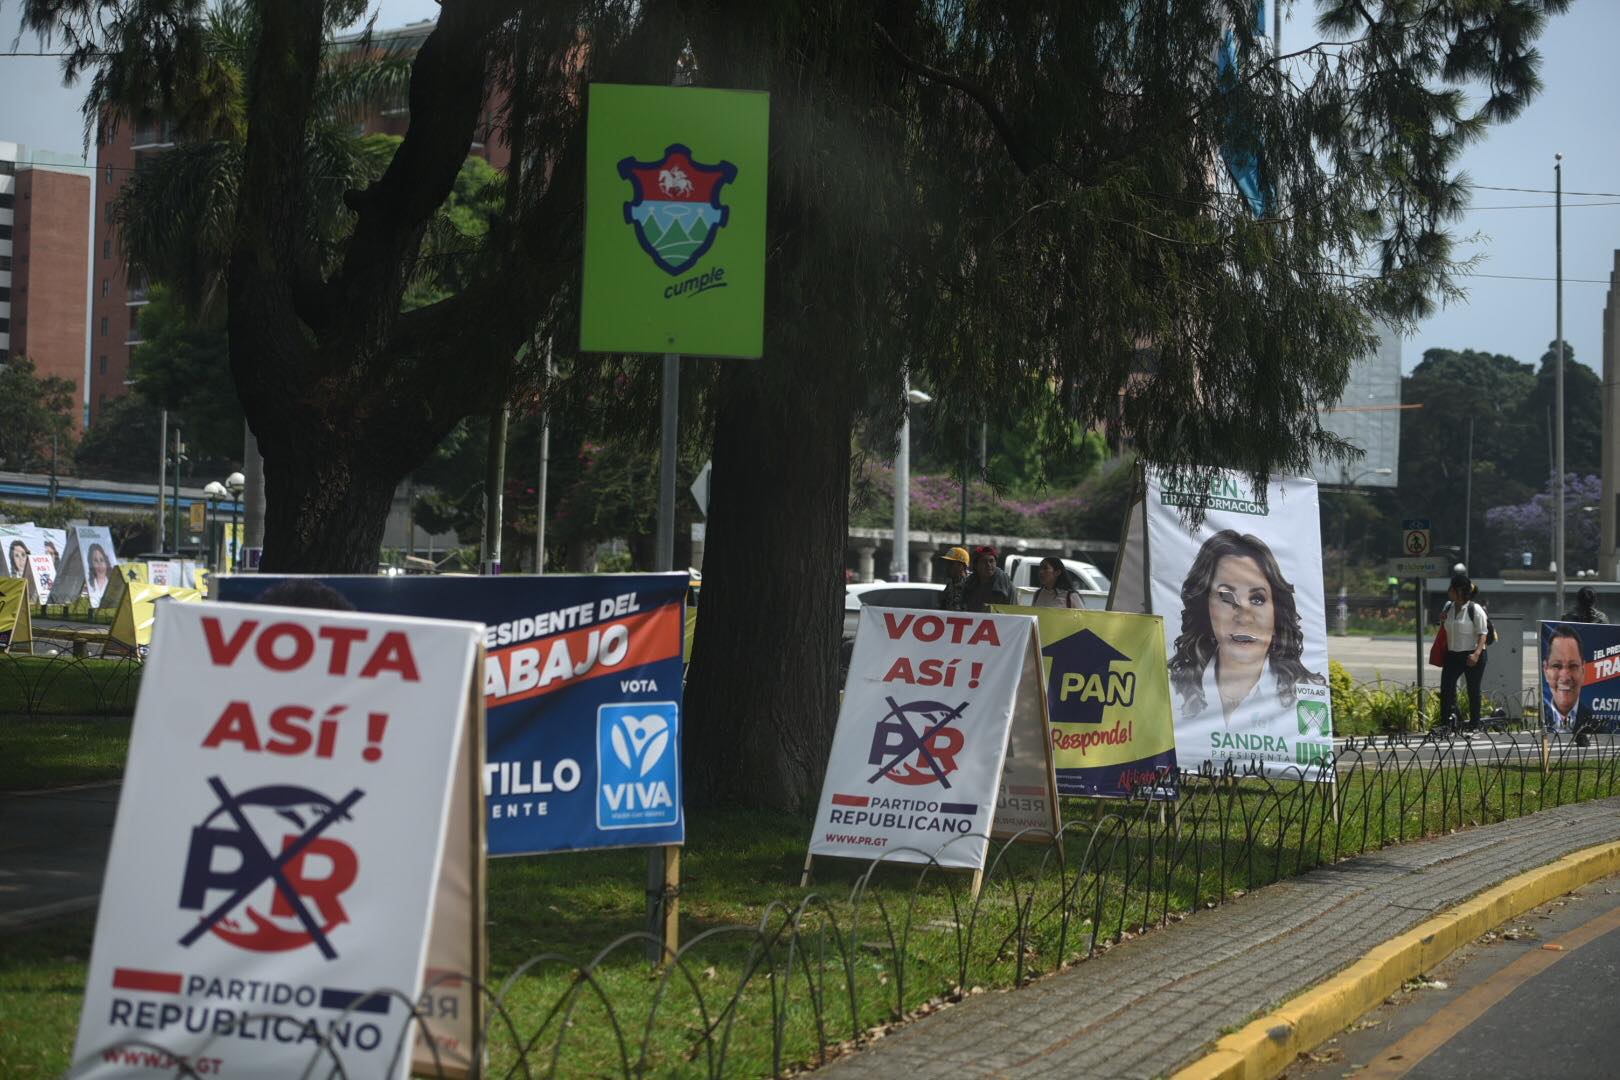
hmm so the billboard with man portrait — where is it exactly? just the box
[1539,621,1620,735]
[1111,468,1333,778]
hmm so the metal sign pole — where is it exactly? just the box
[1415,577,1424,721]
[648,351,681,961]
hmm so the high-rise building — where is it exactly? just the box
[0,140,91,429]
[88,18,509,427]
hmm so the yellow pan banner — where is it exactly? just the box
[120,563,149,585]
[0,578,32,652]
[993,606,1177,800]
[106,583,202,658]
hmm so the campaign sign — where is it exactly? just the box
[72,601,481,1078]
[217,574,688,856]
[807,607,1046,871]
[995,606,1178,799]
[1112,468,1333,779]
[1539,621,1620,735]
[47,525,121,607]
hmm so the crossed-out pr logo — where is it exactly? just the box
[596,702,681,830]
[177,777,363,958]
[866,697,968,787]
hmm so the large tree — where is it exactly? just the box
[28,1,1569,809]
[0,356,76,474]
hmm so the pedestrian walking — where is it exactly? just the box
[1561,585,1608,624]
[1030,556,1082,608]
[936,547,970,611]
[1436,573,1489,730]
[961,544,1015,612]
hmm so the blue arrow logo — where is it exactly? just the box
[1042,629,1133,725]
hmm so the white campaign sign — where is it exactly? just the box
[1113,468,1332,778]
[46,525,121,607]
[72,601,482,1079]
[808,606,1043,871]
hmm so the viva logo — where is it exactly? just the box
[597,703,681,830]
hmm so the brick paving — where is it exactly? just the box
[818,796,1620,1079]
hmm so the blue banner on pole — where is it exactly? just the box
[217,574,688,855]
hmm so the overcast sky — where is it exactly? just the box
[1,0,1616,377]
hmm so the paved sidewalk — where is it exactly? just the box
[0,782,118,932]
[820,796,1620,1079]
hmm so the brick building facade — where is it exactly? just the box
[0,140,90,430]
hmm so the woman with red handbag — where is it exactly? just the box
[1435,573,1489,730]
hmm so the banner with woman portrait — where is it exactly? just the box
[1,523,52,604]
[45,526,122,608]
[1111,467,1333,778]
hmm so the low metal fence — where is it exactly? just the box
[60,732,1620,1079]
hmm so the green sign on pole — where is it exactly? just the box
[580,83,769,359]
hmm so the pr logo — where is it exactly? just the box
[866,697,968,788]
[177,777,362,958]
[597,702,681,830]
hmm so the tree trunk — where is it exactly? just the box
[259,447,399,574]
[682,361,855,811]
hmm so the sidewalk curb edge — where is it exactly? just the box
[1169,837,1620,1080]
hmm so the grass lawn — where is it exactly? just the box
[0,656,142,721]
[5,743,1618,1078]
[0,716,131,792]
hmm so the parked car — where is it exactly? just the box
[1002,555,1110,607]
[843,581,947,637]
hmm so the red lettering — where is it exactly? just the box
[944,615,975,642]
[317,626,368,675]
[256,623,314,671]
[882,613,915,639]
[883,657,916,682]
[967,620,1000,646]
[201,617,257,666]
[202,701,261,752]
[359,632,420,681]
[269,835,357,925]
[916,658,946,686]
[264,705,314,756]
[913,616,943,642]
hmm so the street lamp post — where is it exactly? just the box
[893,377,932,581]
[203,481,227,570]
[225,471,245,572]
[1336,466,1393,634]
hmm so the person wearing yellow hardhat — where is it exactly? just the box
[936,546,970,611]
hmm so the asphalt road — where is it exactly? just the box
[1290,870,1620,1080]
[1328,632,1540,689]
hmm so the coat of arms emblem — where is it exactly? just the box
[618,143,738,276]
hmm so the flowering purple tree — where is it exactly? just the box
[1483,474,1602,573]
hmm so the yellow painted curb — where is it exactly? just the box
[1171,838,1620,1080]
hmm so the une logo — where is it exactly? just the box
[597,703,681,831]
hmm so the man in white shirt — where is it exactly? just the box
[1543,625,1587,736]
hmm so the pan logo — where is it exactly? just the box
[597,702,681,830]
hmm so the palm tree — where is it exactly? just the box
[87,2,419,310]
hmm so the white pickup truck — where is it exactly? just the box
[1002,554,1111,608]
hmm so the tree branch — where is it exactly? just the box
[871,20,1041,177]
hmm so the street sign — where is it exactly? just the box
[579,84,769,358]
[1388,557,1447,577]
[1400,518,1432,558]
[690,459,712,516]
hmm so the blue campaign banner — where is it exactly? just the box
[217,573,687,855]
[1539,620,1620,736]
